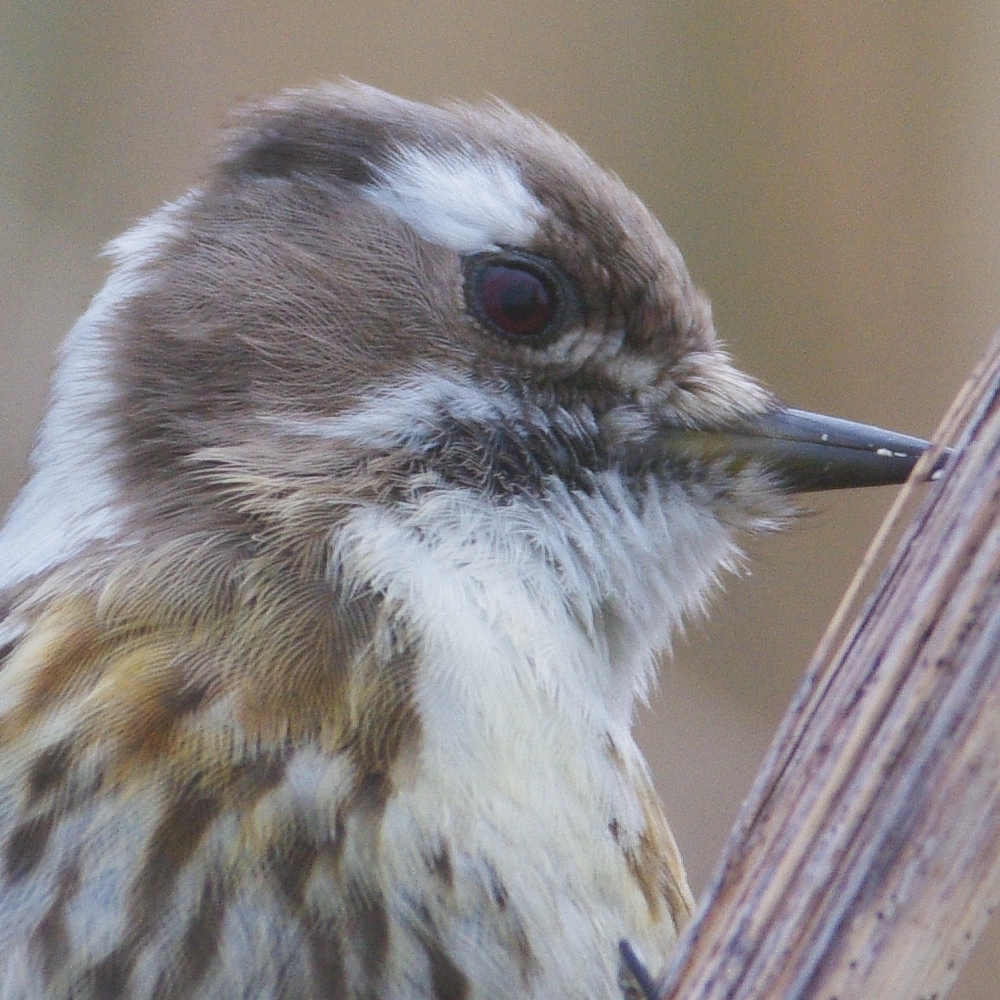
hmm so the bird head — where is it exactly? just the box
[0,82,934,673]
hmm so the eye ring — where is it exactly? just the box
[463,251,576,344]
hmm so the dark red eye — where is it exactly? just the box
[475,264,556,338]
[464,251,578,344]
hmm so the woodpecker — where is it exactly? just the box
[0,83,934,1000]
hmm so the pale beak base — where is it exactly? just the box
[659,407,946,492]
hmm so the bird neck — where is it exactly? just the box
[328,474,740,734]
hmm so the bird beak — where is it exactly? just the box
[660,408,947,493]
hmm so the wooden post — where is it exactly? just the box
[658,332,1000,1000]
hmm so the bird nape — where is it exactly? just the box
[0,82,939,1000]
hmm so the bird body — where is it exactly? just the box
[0,84,930,1000]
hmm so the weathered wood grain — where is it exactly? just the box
[660,332,1000,1000]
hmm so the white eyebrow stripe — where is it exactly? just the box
[361,147,543,253]
[258,375,523,451]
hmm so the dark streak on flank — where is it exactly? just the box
[352,771,391,816]
[303,822,350,999]
[161,676,214,720]
[623,831,674,923]
[348,610,422,787]
[0,639,16,670]
[135,788,225,914]
[483,862,537,985]
[269,820,319,910]
[431,844,453,889]
[26,739,76,803]
[0,598,14,668]
[329,811,347,869]
[4,811,56,882]
[86,755,287,994]
[33,859,82,981]
[339,767,393,990]
[424,938,469,1000]
[150,879,228,1000]
[508,917,539,986]
[135,757,286,915]
[484,860,508,911]
[89,952,130,1000]
[307,919,348,1000]
[78,790,223,999]
[350,888,390,981]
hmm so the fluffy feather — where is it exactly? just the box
[0,82,793,1000]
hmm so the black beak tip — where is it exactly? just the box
[740,408,949,493]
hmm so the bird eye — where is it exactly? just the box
[465,253,572,342]
[476,265,553,337]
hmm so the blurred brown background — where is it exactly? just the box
[2,2,997,995]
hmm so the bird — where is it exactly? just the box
[0,82,935,1000]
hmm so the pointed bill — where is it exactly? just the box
[660,408,947,492]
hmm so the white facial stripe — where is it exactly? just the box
[362,147,542,253]
[259,374,525,451]
[0,195,195,590]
